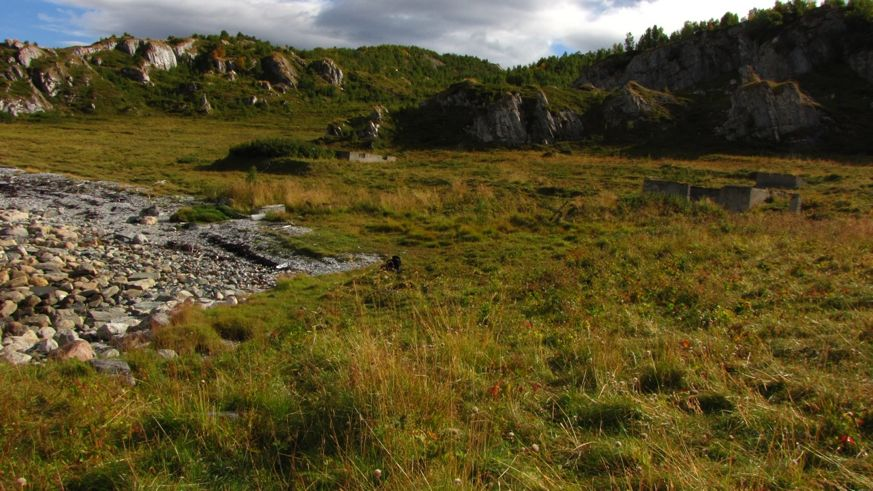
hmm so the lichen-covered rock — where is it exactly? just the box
[309,58,344,86]
[720,75,823,143]
[261,53,298,88]
[143,41,178,71]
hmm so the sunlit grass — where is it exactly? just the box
[0,116,870,488]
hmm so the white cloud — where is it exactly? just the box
[46,0,785,66]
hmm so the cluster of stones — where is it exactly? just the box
[0,168,380,369]
[0,208,263,367]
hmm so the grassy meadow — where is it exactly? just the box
[0,115,872,489]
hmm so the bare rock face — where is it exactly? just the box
[172,38,198,60]
[260,53,298,88]
[601,81,680,131]
[720,74,823,143]
[575,8,848,91]
[121,66,151,85]
[421,81,581,146]
[309,58,344,86]
[848,50,873,85]
[2,63,27,83]
[72,39,117,58]
[469,92,528,145]
[143,41,178,71]
[0,92,51,116]
[31,64,67,97]
[553,110,585,140]
[116,37,143,56]
[199,94,213,114]
[16,45,45,68]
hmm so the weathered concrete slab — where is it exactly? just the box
[789,193,802,212]
[337,151,398,163]
[718,186,771,212]
[755,172,804,189]
[642,179,691,200]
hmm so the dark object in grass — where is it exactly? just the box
[693,392,734,414]
[638,362,686,393]
[381,255,402,273]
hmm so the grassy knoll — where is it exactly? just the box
[0,116,871,489]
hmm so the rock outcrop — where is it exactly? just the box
[72,39,117,59]
[720,72,823,142]
[575,8,850,91]
[421,81,581,146]
[16,45,45,68]
[309,58,344,86]
[199,94,213,114]
[121,66,151,84]
[31,64,67,97]
[848,50,873,85]
[601,81,681,131]
[172,39,198,60]
[117,37,143,56]
[553,110,585,140]
[0,93,51,116]
[261,53,298,88]
[143,41,178,71]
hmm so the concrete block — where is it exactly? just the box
[337,151,398,163]
[642,179,690,200]
[718,186,770,212]
[755,172,804,189]
[789,193,802,213]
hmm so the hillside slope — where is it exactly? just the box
[2,3,873,153]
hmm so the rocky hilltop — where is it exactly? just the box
[0,35,504,118]
[575,7,871,91]
[3,4,873,152]
[396,5,873,151]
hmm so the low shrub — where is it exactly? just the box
[170,204,243,223]
[228,138,335,160]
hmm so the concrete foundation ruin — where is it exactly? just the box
[642,179,791,212]
[755,172,804,189]
[337,151,397,163]
[642,180,691,200]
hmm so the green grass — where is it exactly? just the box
[171,204,244,223]
[0,116,871,489]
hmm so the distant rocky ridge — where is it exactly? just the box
[2,4,873,151]
[0,34,348,117]
[0,168,379,366]
[574,8,863,92]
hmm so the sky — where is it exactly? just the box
[4,0,786,67]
